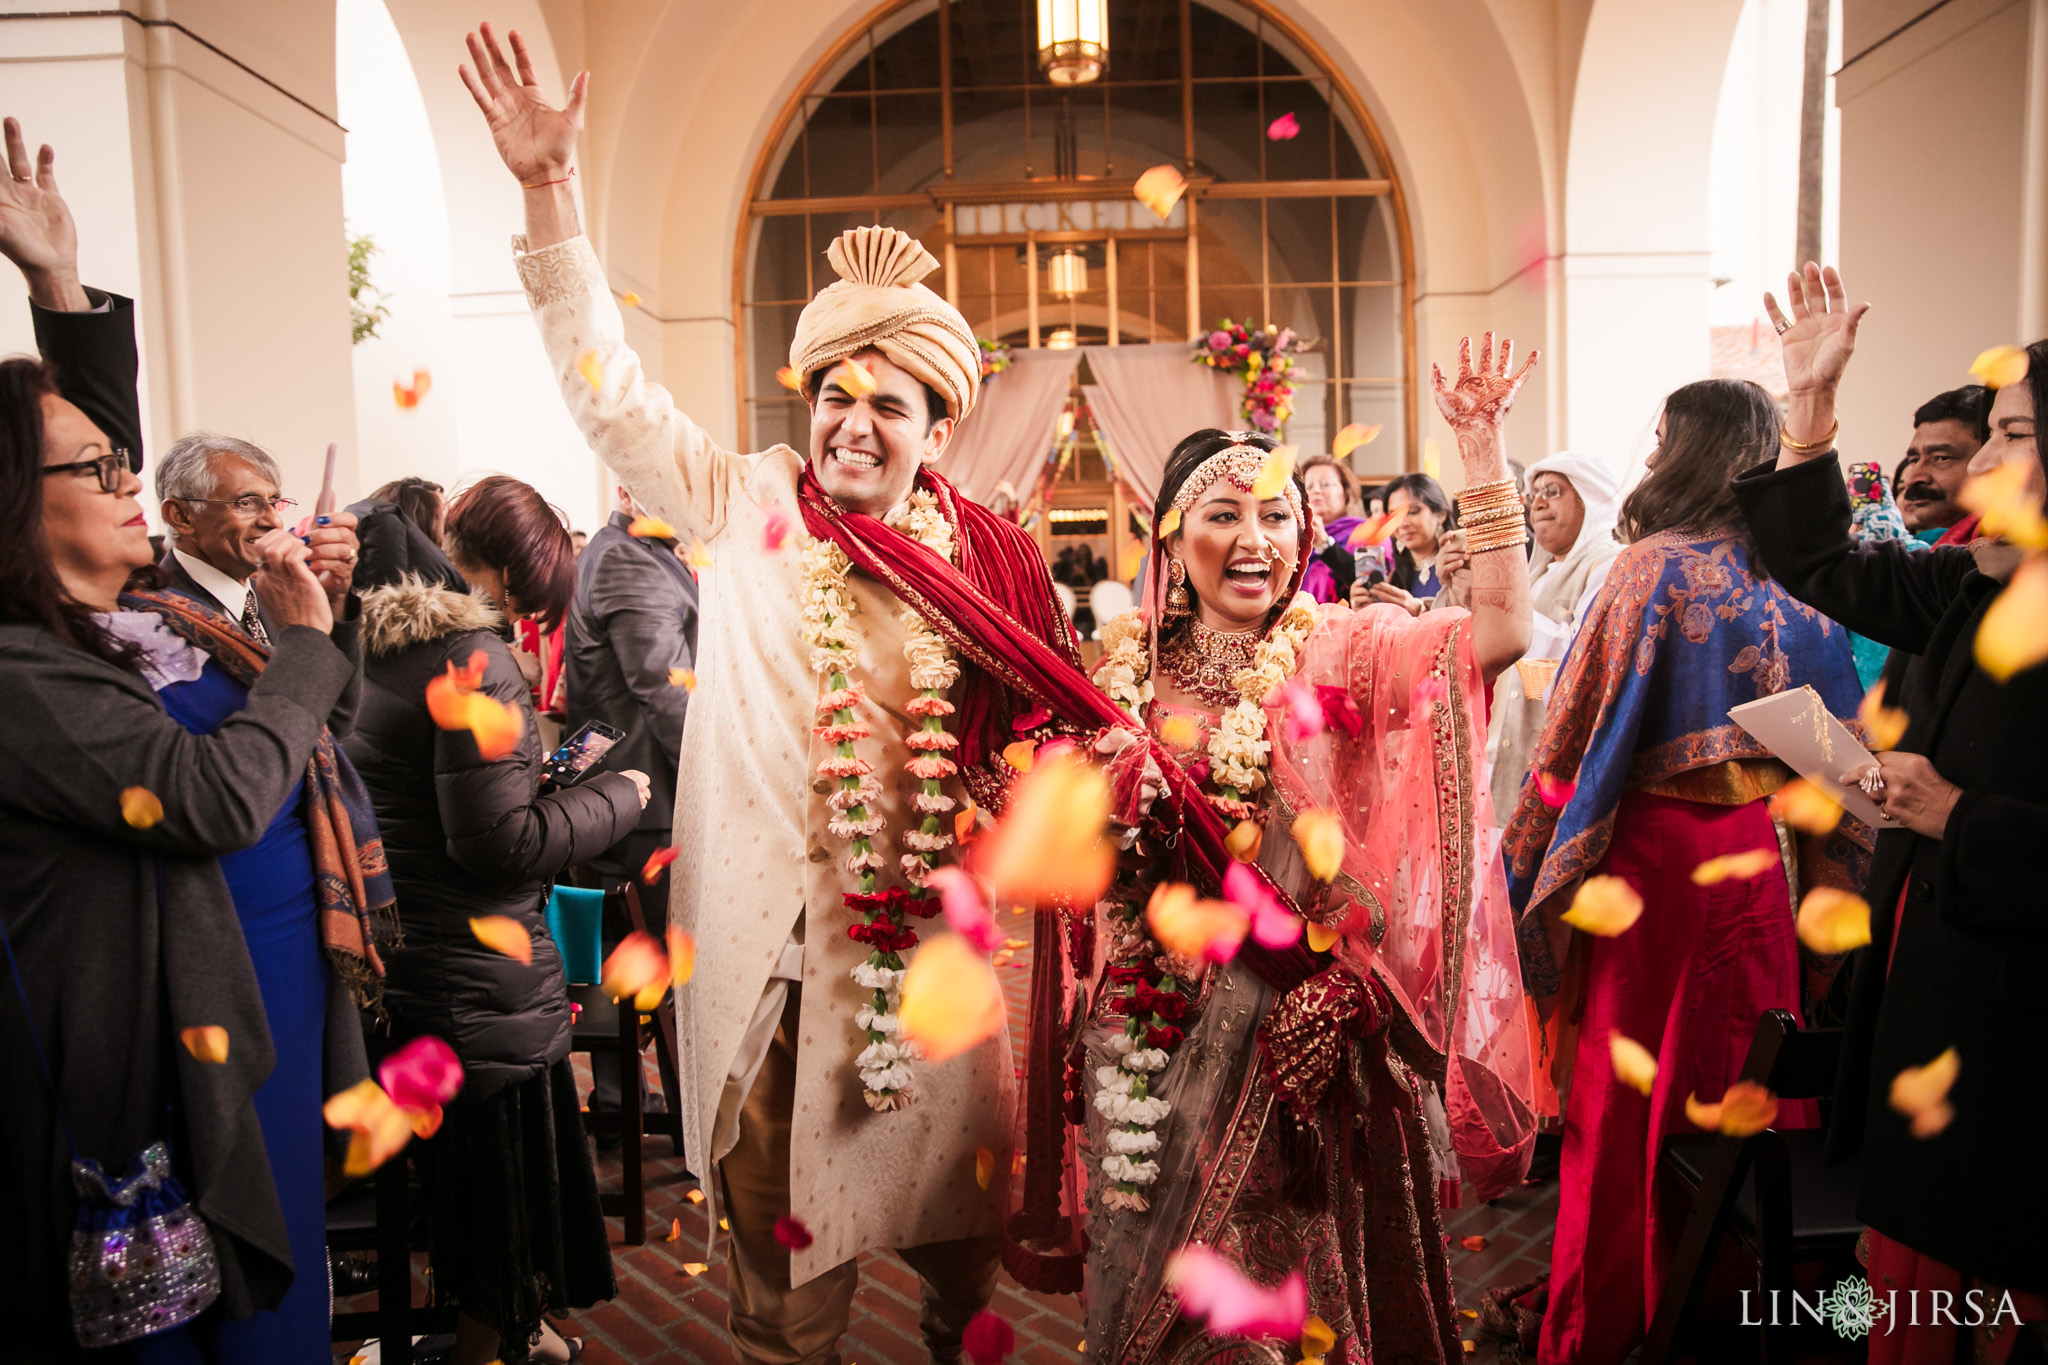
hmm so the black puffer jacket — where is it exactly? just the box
[344,577,641,1099]
[346,497,467,595]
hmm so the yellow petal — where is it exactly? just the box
[1002,739,1037,772]
[180,1026,230,1064]
[685,1188,706,1205]
[1958,462,2048,551]
[1160,713,1202,753]
[830,358,878,397]
[575,350,603,392]
[120,786,164,829]
[684,538,715,569]
[323,1079,415,1176]
[1144,881,1248,961]
[1156,507,1182,539]
[627,515,675,539]
[666,1217,681,1242]
[1968,343,2029,390]
[470,915,534,965]
[1222,817,1262,861]
[1685,1080,1779,1136]
[1331,424,1381,459]
[1422,438,1441,481]
[668,927,697,988]
[1132,164,1187,220]
[1888,1047,1959,1138]
[682,1262,710,1276]
[980,751,1114,906]
[1796,887,1872,954]
[1609,1031,1657,1096]
[776,365,803,392]
[1975,551,2048,681]
[1560,874,1643,937]
[670,667,698,690]
[1305,921,1341,952]
[1252,444,1298,500]
[1299,1317,1337,1359]
[1689,849,1780,886]
[975,1146,996,1190]
[1768,778,1842,835]
[621,291,642,308]
[1858,683,1910,751]
[898,932,1007,1062]
[1290,808,1344,882]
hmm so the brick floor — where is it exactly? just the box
[336,931,1563,1363]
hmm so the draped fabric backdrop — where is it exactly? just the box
[934,348,1081,503]
[1081,343,1240,510]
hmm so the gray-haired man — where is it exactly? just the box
[154,432,361,640]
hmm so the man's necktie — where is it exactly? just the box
[240,593,271,647]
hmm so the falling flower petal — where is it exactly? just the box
[686,1188,706,1205]
[392,368,432,408]
[776,366,803,392]
[1958,461,2048,551]
[1269,676,1324,744]
[1768,778,1842,834]
[1796,887,1872,953]
[1889,1047,1959,1138]
[1533,771,1576,807]
[1314,686,1362,739]
[1968,344,2029,390]
[1224,817,1263,862]
[762,510,791,552]
[682,1261,709,1275]
[180,1026,229,1064]
[829,358,879,397]
[643,845,681,883]
[1610,1032,1658,1096]
[666,1218,681,1242]
[1133,164,1188,220]
[628,515,675,539]
[621,291,642,308]
[964,1310,1017,1365]
[685,538,714,569]
[976,1146,996,1189]
[379,1035,464,1112]
[1975,551,2048,680]
[898,932,1007,1061]
[1459,1236,1488,1252]
[1290,808,1344,881]
[1346,513,1397,548]
[1858,684,1910,751]
[575,350,604,392]
[425,650,525,760]
[1684,1080,1779,1136]
[324,1079,415,1176]
[1305,921,1341,953]
[121,786,164,829]
[470,914,534,964]
[1331,424,1382,459]
[954,801,984,844]
[668,926,697,987]
[1159,713,1202,752]
[1146,881,1248,963]
[1001,739,1036,772]
[928,866,1002,952]
[1300,1317,1337,1360]
[1253,445,1298,501]
[601,930,670,1008]
[669,667,697,690]
[1690,849,1780,886]
[1156,507,1182,539]
[1165,1244,1308,1338]
[773,1216,814,1250]
[1266,111,1300,141]
[1561,875,1644,937]
[979,750,1114,905]
[1224,861,1302,949]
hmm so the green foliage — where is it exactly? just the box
[348,232,390,346]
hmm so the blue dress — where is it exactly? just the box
[157,661,332,1363]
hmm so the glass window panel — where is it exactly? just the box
[1187,0,1259,79]
[802,95,877,198]
[873,93,947,192]
[1104,79,1183,175]
[1259,79,1336,183]
[745,217,811,304]
[1102,0,1181,84]
[872,8,941,90]
[1261,197,1337,286]
[948,85,1031,181]
[1194,196,1263,292]
[1264,287,1336,369]
[948,0,1031,91]
[1337,195,1397,283]
[1337,283,1402,385]
[1191,80,1265,183]
[1344,383,1407,479]
[744,303,806,398]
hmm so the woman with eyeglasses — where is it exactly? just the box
[0,354,372,1361]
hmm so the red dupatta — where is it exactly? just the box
[797,466,1323,1289]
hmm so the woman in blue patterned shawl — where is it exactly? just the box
[1499,377,1872,1365]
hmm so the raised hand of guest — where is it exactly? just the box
[250,527,335,635]
[1432,331,1538,455]
[1765,263,1869,466]
[460,24,585,186]
[1367,582,1423,616]
[1437,528,1470,581]
[0,117,88,311]
[1431,334,1535,683]
[1844,752,1962,840]
[303,509,360,608]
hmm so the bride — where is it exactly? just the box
[1076,337,1542,1362]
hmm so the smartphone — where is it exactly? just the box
[1363,568,1387,589]
[541,721,626,785]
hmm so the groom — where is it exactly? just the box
[461,24,1081,1362]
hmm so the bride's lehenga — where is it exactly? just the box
[1080,605,1537,1365]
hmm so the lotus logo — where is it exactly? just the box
[1740,1277,2021,1341]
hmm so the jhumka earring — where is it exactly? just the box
[1165,558,1191,621]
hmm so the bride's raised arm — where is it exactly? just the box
[1431,334,1535,684]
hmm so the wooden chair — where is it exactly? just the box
[1641,1010,1863,1365]
[327,1152,457,1365]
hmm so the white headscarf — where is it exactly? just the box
[1525,449,1623,576]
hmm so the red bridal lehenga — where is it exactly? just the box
[1080,600,1538,1365]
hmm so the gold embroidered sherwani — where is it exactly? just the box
[512,235,1012,1284]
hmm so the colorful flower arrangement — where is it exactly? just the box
[977,337,1013,380]
[798,491,963,1112]
[1191,321,1312,435]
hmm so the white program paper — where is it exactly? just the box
[1727,685,1887,826]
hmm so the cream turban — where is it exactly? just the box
[788,227,981,422]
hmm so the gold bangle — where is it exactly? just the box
[1779,418,1839,453]
[1458,490,1520,513]
[1460,505,1526,527]
[1461,477,1517,499]
[1466,521,1529,553]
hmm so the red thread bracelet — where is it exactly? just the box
[521,167,576,190]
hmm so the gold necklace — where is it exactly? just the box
[1157,618,1262,712]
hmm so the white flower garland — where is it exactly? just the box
[1087,593,1319,1211]
[799,490,963,1112]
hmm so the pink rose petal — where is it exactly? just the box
[378,1035,463,1112]
[1165,1245,1308,1337]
